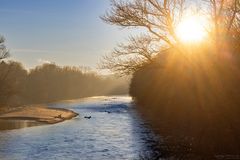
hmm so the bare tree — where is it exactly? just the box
[0,36,10,60]
[0,35,11,84]
[100,0,240,75]
[100,35,163,75]
[205,0,240,45]
[100,0,185,75]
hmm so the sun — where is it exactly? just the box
[176,15,207,43]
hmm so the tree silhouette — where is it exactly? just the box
[101,0,240,75]
[100,0,185,75]
[101,0,240,156]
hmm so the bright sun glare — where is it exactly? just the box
[176,16,207,43]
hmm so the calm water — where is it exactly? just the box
[0,120,43,130]
[0,96,164,160]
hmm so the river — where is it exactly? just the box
[0,96,164,160]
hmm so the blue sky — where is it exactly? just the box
[0,0,130,69]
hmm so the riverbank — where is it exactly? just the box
[0,105,78,124]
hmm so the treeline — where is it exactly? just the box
[0,61,128,107]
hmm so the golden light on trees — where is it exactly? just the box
[101,0,240,75]
[176,16,208,43]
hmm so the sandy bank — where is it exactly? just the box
[0,105,79,124]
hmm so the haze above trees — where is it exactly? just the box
[0,54,128,109]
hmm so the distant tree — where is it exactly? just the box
[0,61,27,106]
[24,63,129,104]
[0,36,12,106]
[0,36,10,60]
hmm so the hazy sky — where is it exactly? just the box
[0,0,130,69]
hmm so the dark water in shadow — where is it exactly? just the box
[0,96,165,160]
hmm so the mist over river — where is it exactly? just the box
[0,96,164,160]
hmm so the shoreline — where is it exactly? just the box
[0,105,79,124]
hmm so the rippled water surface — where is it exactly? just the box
[0,96,163,160]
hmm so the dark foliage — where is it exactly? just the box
[102,0,240,157]
[130,50,240,157]
[0,61,129,107]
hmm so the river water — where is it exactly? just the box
[0,96,164,160]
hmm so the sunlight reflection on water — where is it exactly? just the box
[0,96,163,160]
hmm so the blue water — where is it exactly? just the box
[0,96,163,160]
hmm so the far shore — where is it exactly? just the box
[0,105,79,124]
